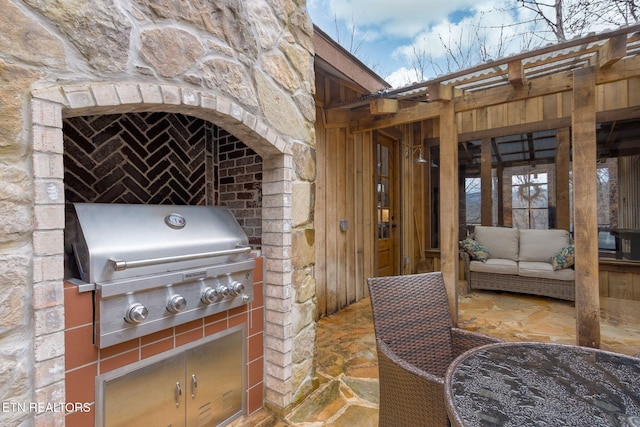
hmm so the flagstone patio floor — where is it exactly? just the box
[233,287,640,427]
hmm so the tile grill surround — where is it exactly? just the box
[63,259,265,427]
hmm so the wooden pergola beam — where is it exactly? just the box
[572,66,601,348]
[508,60,525,86]
[369,98,398,115]
[350,101,441,133]
[428,83,453,101]
[598,34,627,68]
[348,55,640,134]
[457,70,573,113]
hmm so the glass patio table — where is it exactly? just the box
[444,341,640,427]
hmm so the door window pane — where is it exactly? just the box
[377,145,391,239]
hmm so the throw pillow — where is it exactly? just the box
[550,244,575,270]
[460,238,491,262]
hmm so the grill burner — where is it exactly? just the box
[70,203,255,348]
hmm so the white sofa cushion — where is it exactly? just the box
[518,261,575,281]
[519,229,570,262]
[473,226,519,262]
[470,258,519,275]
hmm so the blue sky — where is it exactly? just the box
[306,0,612,88]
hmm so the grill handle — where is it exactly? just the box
[109,246,252,272]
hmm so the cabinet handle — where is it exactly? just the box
[175,381,182,407]
[191,374,198,398]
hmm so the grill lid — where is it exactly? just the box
[72,203,251,284]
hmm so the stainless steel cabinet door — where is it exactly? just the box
[185,330,244,427]
[104,355,185,427]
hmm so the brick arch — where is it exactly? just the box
[33,82,288,158]
[30,82,294,424]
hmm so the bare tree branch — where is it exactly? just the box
[330,0,640,86]
[331,14,386,75]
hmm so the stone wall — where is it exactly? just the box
[0,0,316,425]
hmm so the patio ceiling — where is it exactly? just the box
[458,117,640,173]
[459,130,558,171]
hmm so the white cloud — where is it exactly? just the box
[327,0,483,38]
[384,67,423,88]
[389,1,543,80]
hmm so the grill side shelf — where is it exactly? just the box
[67,277,96,292]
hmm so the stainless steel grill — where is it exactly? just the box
[70,203,255,348]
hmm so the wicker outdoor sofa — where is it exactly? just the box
[460,226,576,301]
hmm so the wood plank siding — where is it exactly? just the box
[314,67,380,318]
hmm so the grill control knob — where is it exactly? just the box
[125,303,148,324]
[230,281,245,296]
[167,295,187,313]
[217,285,230,298]
[201,287,221,304]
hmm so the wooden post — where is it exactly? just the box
[497,163,504,225]
[556,128,571,231]
[572,67,601,348]
[439,101,459,324]
[481,138,493,225]
[412,123,426,272]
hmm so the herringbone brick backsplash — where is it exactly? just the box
[63,112,262,245]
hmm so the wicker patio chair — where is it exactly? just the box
[367,272,503,427]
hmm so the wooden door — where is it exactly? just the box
[376,133,399,277]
